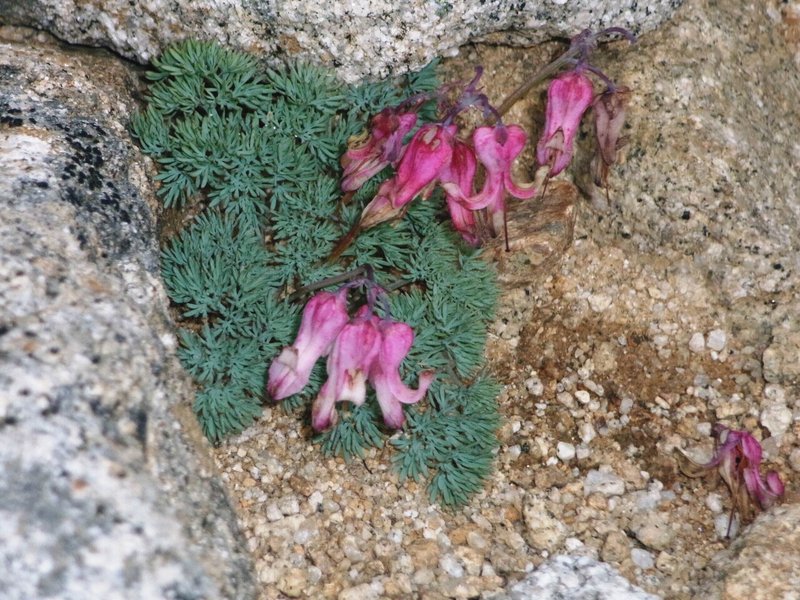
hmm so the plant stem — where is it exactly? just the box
[495,45,579,118]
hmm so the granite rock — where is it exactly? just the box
[492,555,659,600]
[0,28,255,599]
[0,0,683,82]
[698,503,800,600]
[575,0,800,388]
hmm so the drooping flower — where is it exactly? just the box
[676,425,785,534]
[341,107,418,192]
[536,69,595,176]
[439,138,479,245]
[464,124,537,236]
[591,86,630,188]
[359,123,456,229]
[267,289,349,400]
[310,307,382,431]
[370,320,434,429]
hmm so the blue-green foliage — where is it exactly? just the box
[132,40,501,506]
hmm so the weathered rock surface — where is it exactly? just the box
[699,503,800,600]
[491,555,659,600]
[0,28,255,599]
[0,0,683,82]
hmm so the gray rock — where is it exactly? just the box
[577,0,800,387]
[699,504,800,600]
[494,555,660,600]
[0,28,255,599]
[0,0,683,82]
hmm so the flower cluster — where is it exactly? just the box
[267,285,433,431]
[677,425,785,534]
[340,29,635,248]
[341,75,536,246]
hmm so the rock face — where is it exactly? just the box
[699,503,800,600]
[0,0,683,82]
[495,555,659,600]
[0,28,255,599]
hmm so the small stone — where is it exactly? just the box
[707,329,727,351]
[689,332,705,353]
[338,581,384,600]
[789,447,800,472]
[574,390,591,405]
[588,293,613,312]
[266,503,284,522]
[760,403,793,436]
[439,554,464,578]
[466,530,488,552]
[557,442,576,461]
[579,422,597,444]
[601,531,631,563]
[630,513,675,551]
[557,391,575,408]
[714,513,739,539]
[705,493,724,513]
[631,548,655,570]
[522,494,568,552]
[277,568,306,598]
[583,469,626,497]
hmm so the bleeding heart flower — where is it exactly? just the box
[267,289,349,400]
[341,107,418,192]
[676,425,786,535]
[536,69,594,176]
[370,320,434,429]
[465,124,537,236]
[310,307,382,431]
[359,123,456,229]
[439,139,479,245]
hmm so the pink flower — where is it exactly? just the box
[439,139,479,245]
[311,308,382,431]
[677,425,785,533]
[370,320,434,429]
[707,427,785,512]
[267,289,349,400]
[536,70,594,176]
[464,125,537,235]
[341,107,418,192]
[360,124,456,229]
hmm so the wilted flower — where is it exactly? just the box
[341,107,418,192]
[370,320,434,429]
[676,425,785,535]
[267,289,350,400]
[311,307,382,431]
[536,69,594,176]
[591,86,630,189]
[359,123,456,229]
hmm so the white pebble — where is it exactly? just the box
[588,293,613,312]
[715,513,739,539]
[620,397,634,414]
[439,555,464,578]
[760,403,793,436]
[557,442,576,461]
[574,390,591,405]
[631,548,655,570]
[583,469,626,496]
[705,493,723,513]
[689,332,705,353]
[579,423,597,444]
[707,329,727,352]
